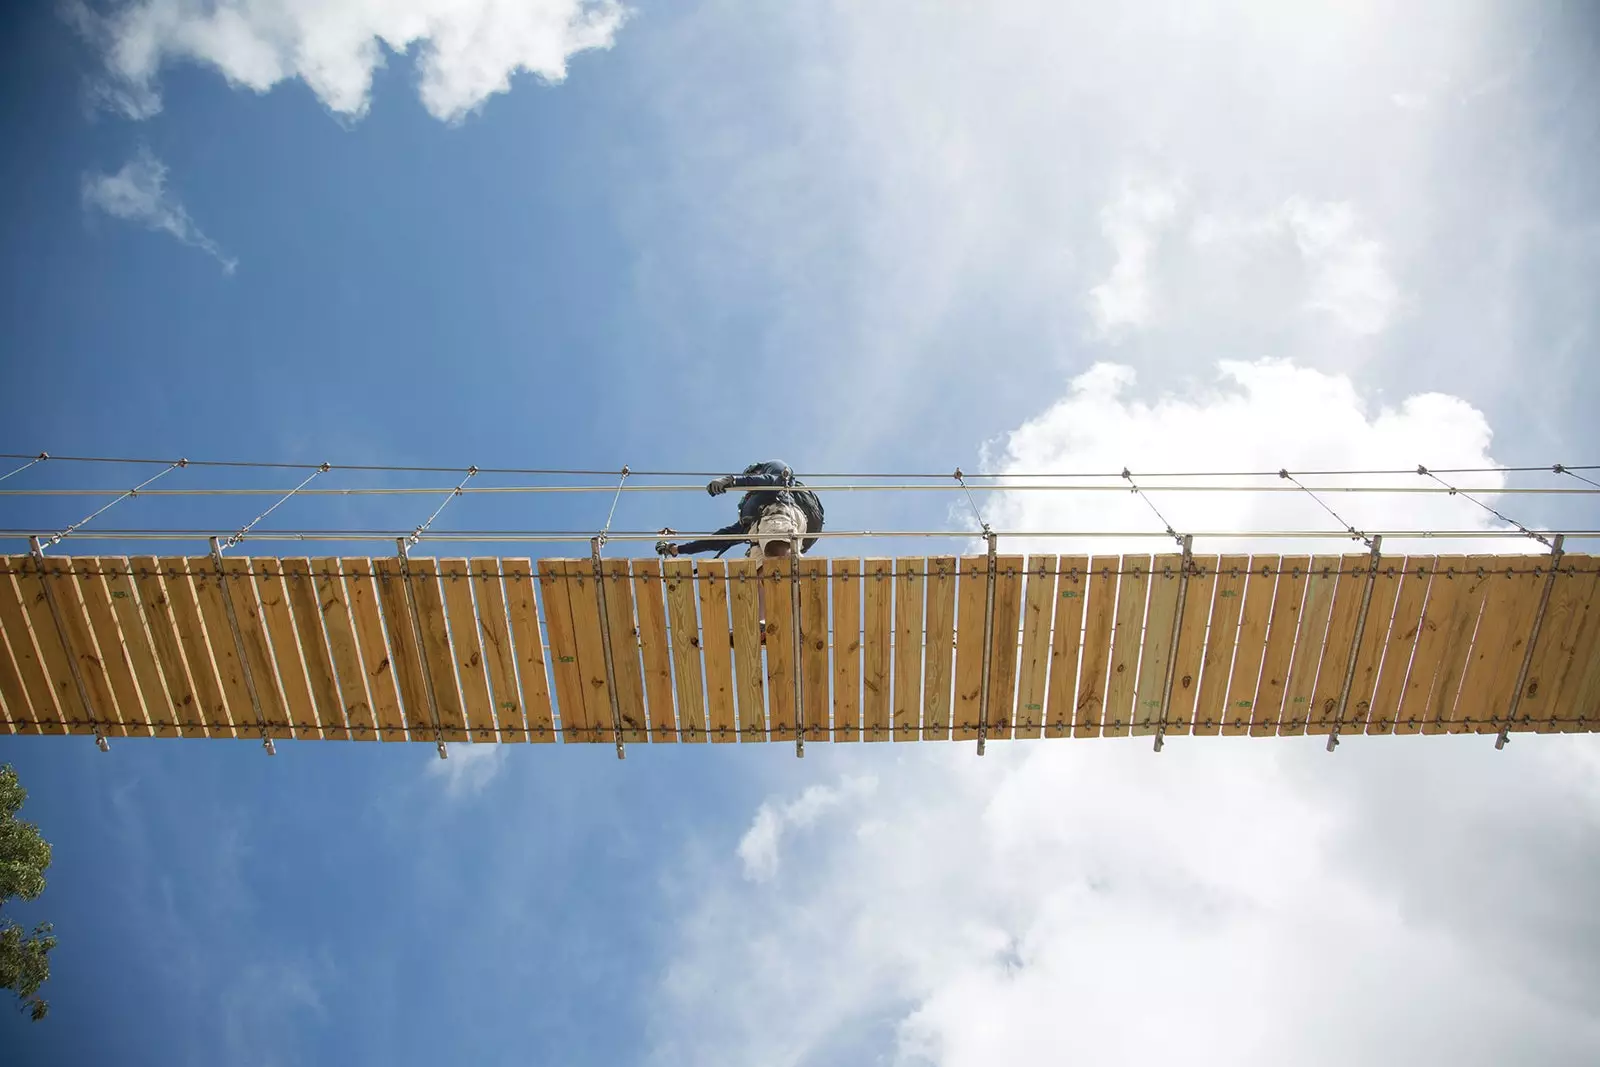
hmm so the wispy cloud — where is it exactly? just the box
[425,743,507,799]
[81,150,236,273]
[738,776,876,883]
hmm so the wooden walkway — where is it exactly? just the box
[0,553,1595,745]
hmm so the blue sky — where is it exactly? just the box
[3,2,1600,1065]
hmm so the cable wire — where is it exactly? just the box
[405,467,477,547]
[1555,463,1600,491]
[0,453,46,484]
[1278,469,1373,548]
[1417,465,1550,547]
[1121,468,1182,546]
[43,459,186,547]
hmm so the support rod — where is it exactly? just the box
[1327,535,1383,752]
[976,531,998,755]
[1154,535,1194,752]
[28,537,107,750]
[792,536,804,758]
[397,539,448,759]
[591,537,626,759]
[1497,533,1565,749]
[208,538,274,754]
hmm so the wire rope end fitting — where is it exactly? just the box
[177,457,189,468]
[37,451,49,461]
[436,740,449,760]
[1278,468,1289,479]
[319,461,332,472]
[95,733,110,753]
[263,736,276,756]
[1416,464,1428,476]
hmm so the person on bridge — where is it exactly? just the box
[655,460,824,562]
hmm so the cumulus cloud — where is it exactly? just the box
[1087,179,1182,338]
[738,776,876,882]
[425,742,506,798]
[69,0,627,122]
[82,150,237,272]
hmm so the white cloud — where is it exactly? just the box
[425,742,506,798]
[1087,179,1182,338]
[70,0,628,122]
[738,775,876,882]
[81,150,237,272]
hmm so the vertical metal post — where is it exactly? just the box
[976,531,998,756]
[591,537,626,759]
[1497,533,1565,749]
[209,537,275,754]
[28,537,108,750]
[1327,535,1383,752]
[1154,535,1194,753]
[791,536,804,758]
[398,539,448,760]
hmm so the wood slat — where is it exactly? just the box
[0,564,58,734]
[1220,558,1276,736]
[1365,557,1433,734]
[220,557,290,738]
[1044,555,1088,739]
[1456,560,1546,733]
[313,558,381,741]
[630,559,678,741]
[726,558,765,741]
[1563,584,1600,731]
[664,559,708,742]
[1420,556,1494,734]
[282,558,345,739]
[1014,555,1055,738]
[697,559,738,743]
[472,559,526,743]
[538,559,590,742]
[1518,557,1597,731]
[562,561,615,744]
[78,560,150,736]
[1164,555,1219,735]
[1192,555,1248,736]
[135,558,211,738]
[1306,558,1371,735]
[345,559,406,742]
[1337,558,1404,737]
[43,556,122,735]
[1102,555,1150,736]
[0,613,30,734]
[252,558,318,740]
[187,558,249,738]
[798,557,830,743]
[892,557,925,741]
[862,558,893,742]
[599,558,648,743]
[1276,557,1337,736]
[1132,553,1183,736]
[440,560,497,742]
[762,561,797,742]
[952,555,988,740]
[373,559,433,742]
[1074,556,1119,738]
[500,559,556,742]
[1394,557,1462,734]
[1246,555,1309,737]
[831,559,861,741]
[921,557,956,740]
[985,555,1024,741]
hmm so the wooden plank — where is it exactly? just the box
[920,556,956,740]
[1043,555,1088,738]
[0,564,59,734]
[1164,555,1218,735]
[1132,553,1183,736]
[282,558,345,739]
[831,558,861,741]
[500,559,556,742]
[345,559,406,742]
[1014,555,1056,738]
[599,558,648,743]
[631,559,679,742]
[18,560,84,734]
[892,557,925,741]
[1102,555,1151,736]
[0,606,31,733]
[1456,559,1546,733]
[219,557,290,738]
[440,559,498,743]
[42,556,122,735]
[78,559,150,736]
[1337,557,1404,737]
[1518,557,1597,730]
[373,558,432,741]
[538,559,589,741]
[1074,556,1120,738]
[863,558,893,742]
[664,559,708,742]
[1565,581,1600,731]
[763,559,797,742]
[797,557,830,742]
[1192,555,1249,736]
[1419,555,1495,734]
[135,557,213,738]
[252,557,318,740]
[1245,555,1308,737]
[563,561,615,744]
[313,558,382,741]
[985,555,1024,741]
[471,559,525,743]
[1277,557,1337,736]
[1365,557,1433,734]
[726,558,765,741]
[1394,557,1463,734]
[952,555,988,740]
[1306,557,1372,735]
[188,558,249,738]
[697,559,738,743]
[1220,558,1278,735]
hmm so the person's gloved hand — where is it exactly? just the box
[707,475,736,496]
[655,528,679,557]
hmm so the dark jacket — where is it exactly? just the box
[672,461,825,556]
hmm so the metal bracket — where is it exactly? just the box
[591,537,626,759]
[791,536,804,758]
[1154,535,1194,752]
[397,539,448,759]
[1327,535,1383,752]
[976,531,998,755]
[28,537,108,751]
[1497,533,1565,749]
[207,538,275,754]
